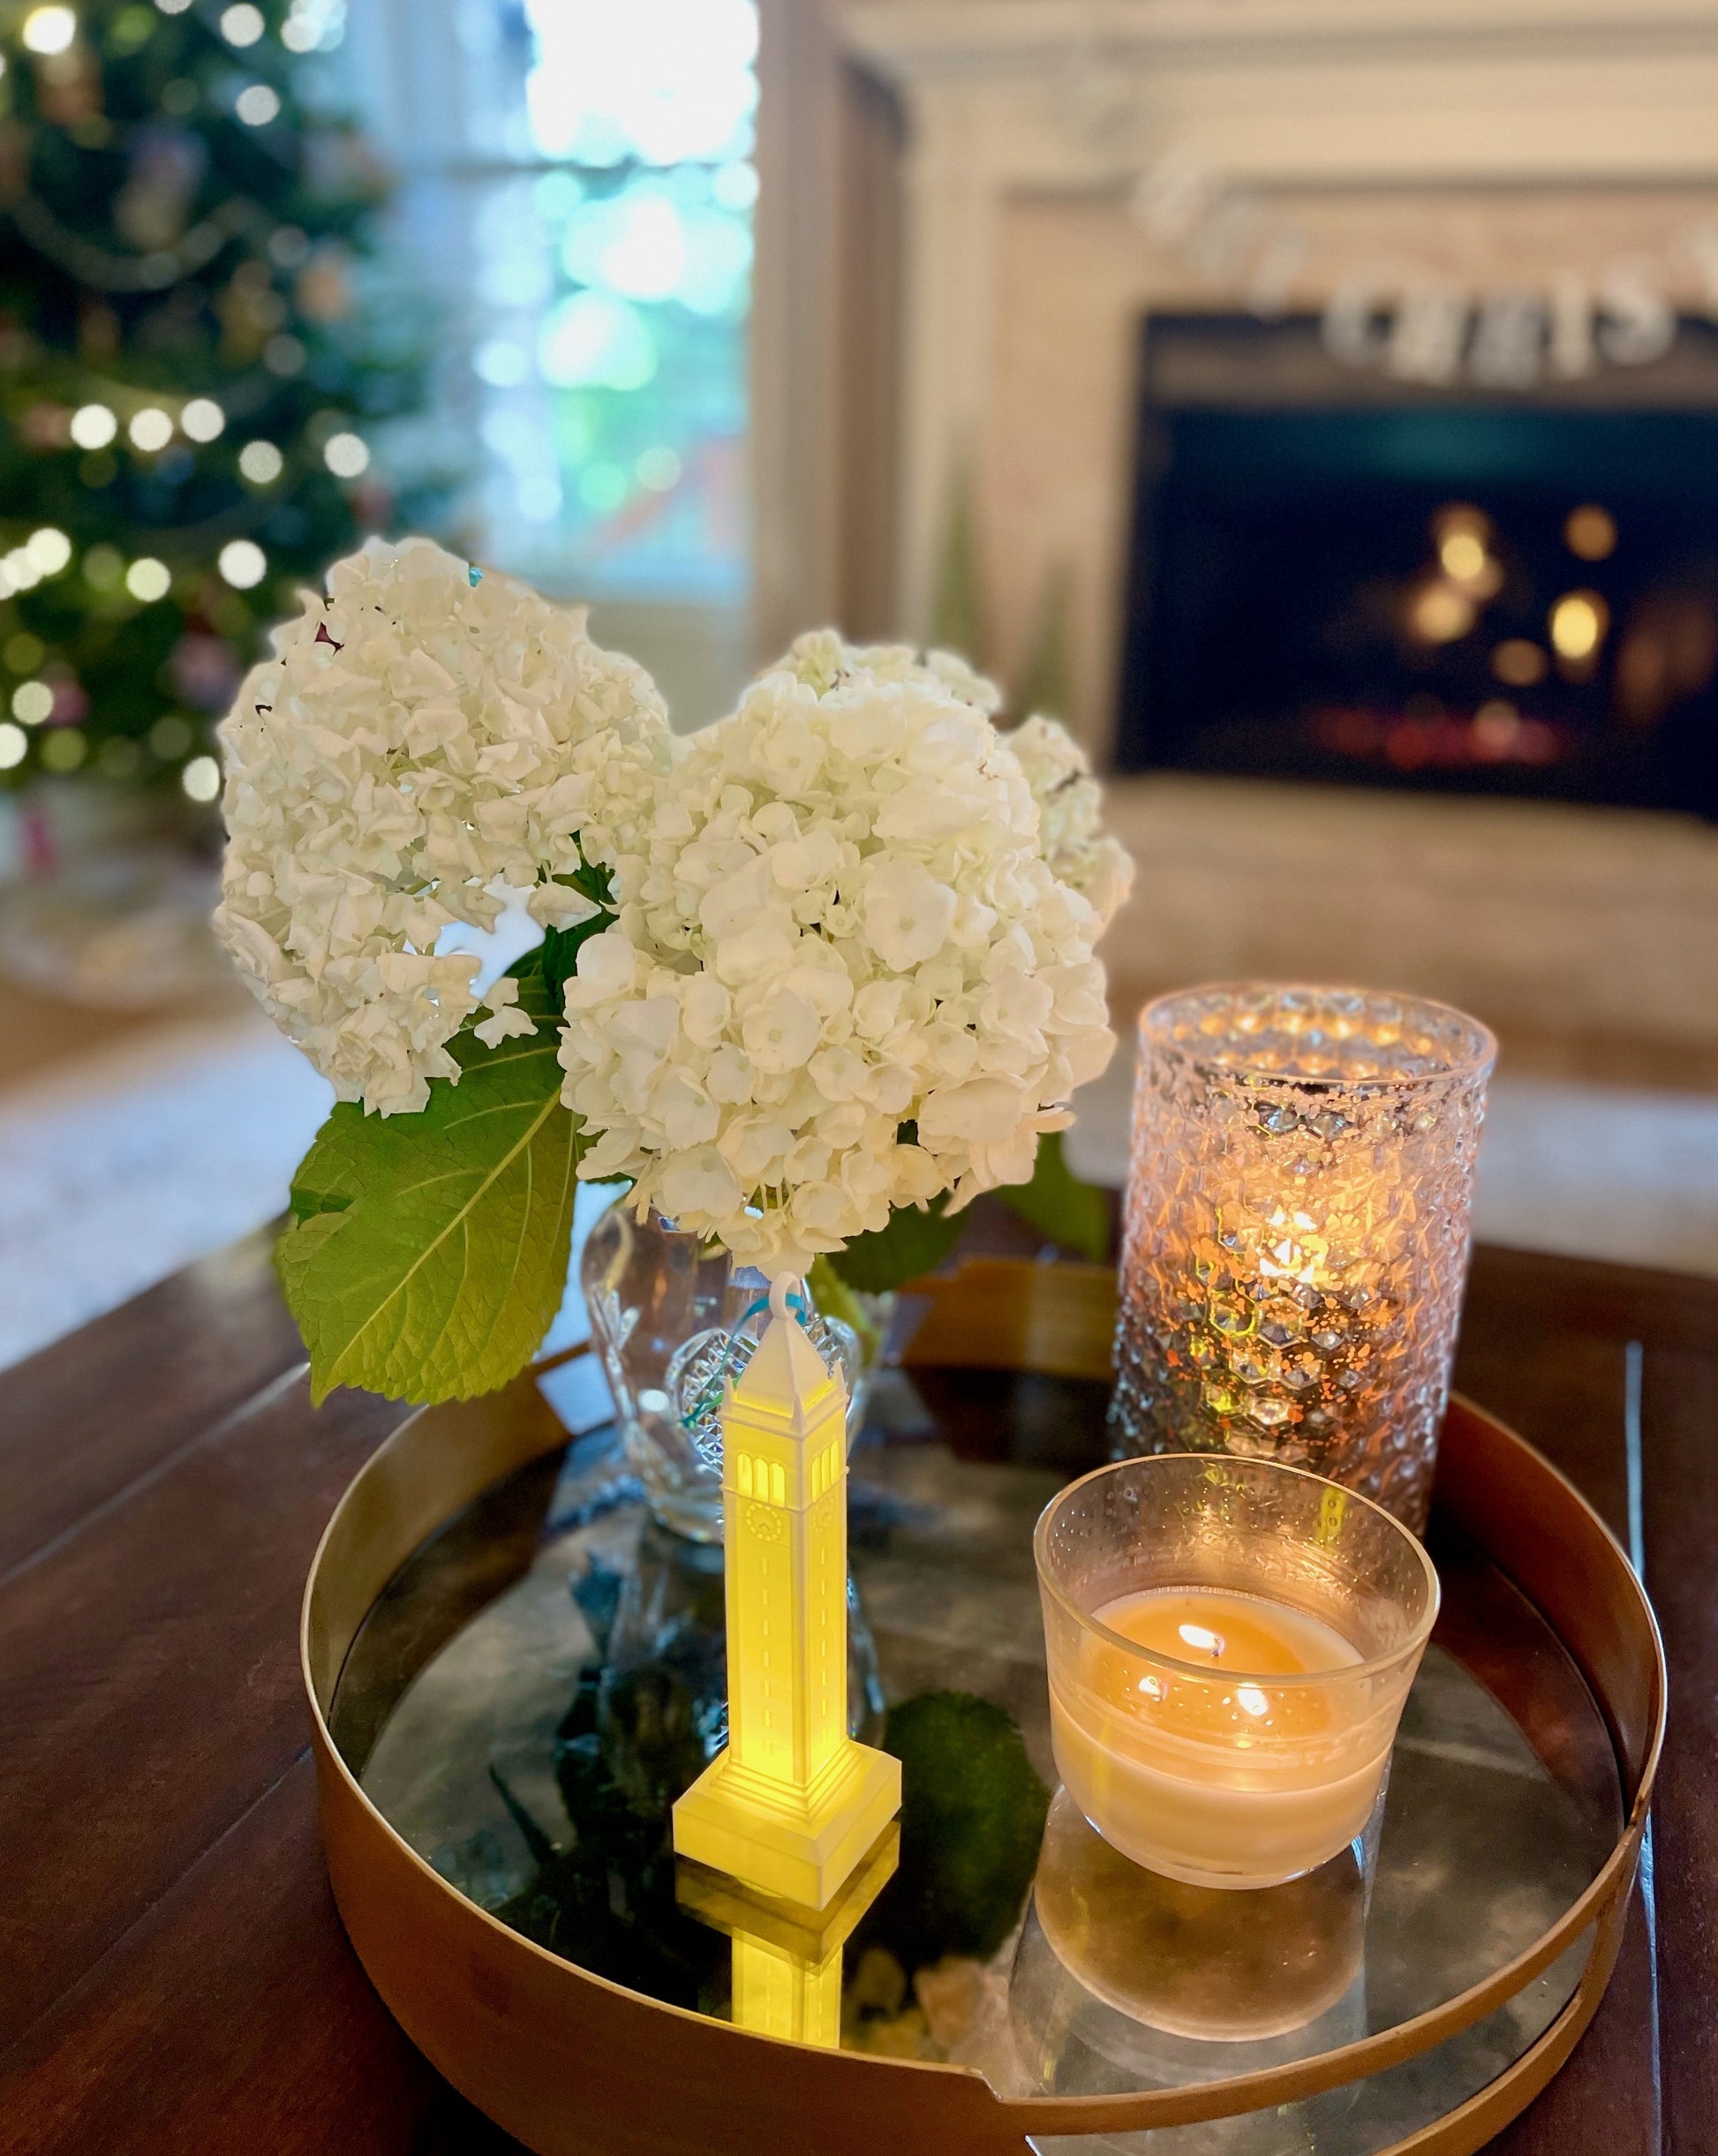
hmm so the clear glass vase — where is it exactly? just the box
[580,1195,885,1542]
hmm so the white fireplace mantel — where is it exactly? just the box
[837,0,1718,633]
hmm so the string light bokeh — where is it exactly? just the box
[0,0,434,800]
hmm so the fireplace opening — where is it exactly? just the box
[1116,314,1718,817]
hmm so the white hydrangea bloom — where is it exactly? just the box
[1007,713,1135,931]
[557,631,1116,1274]
[215,537,669,1115]
[471,976,537,1049]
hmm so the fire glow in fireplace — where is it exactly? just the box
[1116,315,1718,818]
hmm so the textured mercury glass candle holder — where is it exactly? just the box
[1110,984,1496,1530]
[1036,1454,1439,1889]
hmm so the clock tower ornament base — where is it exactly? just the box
[674,1741,902,1912]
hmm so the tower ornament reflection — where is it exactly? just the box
[678,1826,900,2048]
[672,1275,900,1911]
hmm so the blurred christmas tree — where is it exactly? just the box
[0,0,439,804]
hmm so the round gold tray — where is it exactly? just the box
[302,1258,1664,2156]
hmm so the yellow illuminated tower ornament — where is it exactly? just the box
[672,1275,901,1911]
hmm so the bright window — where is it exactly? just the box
[347,0,757,606]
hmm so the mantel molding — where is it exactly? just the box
[844,0,1718,196]
[844,0,1718,86]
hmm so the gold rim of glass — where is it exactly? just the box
[1033,1452,1443,1686]
[1137,982,1499,1092]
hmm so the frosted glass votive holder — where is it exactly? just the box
[1035,1454,1439,1889]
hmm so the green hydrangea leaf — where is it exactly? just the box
[995,1127,1111,1262]
[825,1195,965,1295]
[860,1690,1050,1971]
[805,1255,888,1365]
[277,954,583,1406]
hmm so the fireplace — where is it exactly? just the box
[1116,315,1718,818]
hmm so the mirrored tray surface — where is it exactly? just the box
[328,1367,1622,2155]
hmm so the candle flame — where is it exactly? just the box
[1178,1623,1226,1659]
[1257,1205,1327,1285]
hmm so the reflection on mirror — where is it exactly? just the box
[1013,1787,1369,2105]
[678,1825,900,2047]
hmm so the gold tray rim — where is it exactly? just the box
[301,1257,1666,2156]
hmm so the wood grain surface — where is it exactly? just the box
[0,1236,1709,2155]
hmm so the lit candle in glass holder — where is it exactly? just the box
[1035,1455,1438,1889]
[1110,984,1496,1530]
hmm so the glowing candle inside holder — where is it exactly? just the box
[1111,984,1496,1530]
[673,1276,900,1911]
[1036,1455,1438,1889]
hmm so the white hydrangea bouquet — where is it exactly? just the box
[216,539,1132,1406]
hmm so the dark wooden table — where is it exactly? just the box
[1,1237,1711,2155]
